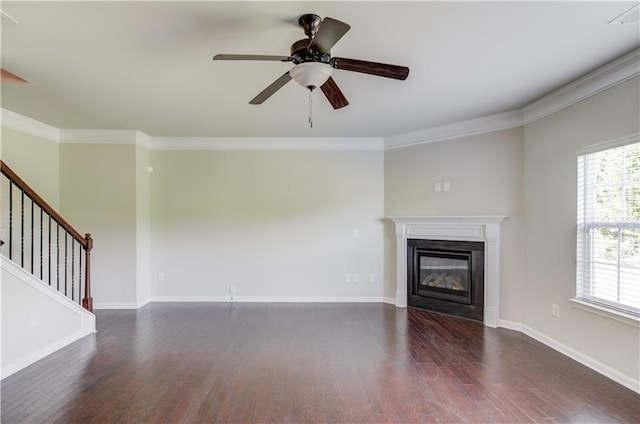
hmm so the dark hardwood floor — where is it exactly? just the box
[1,303,638,423]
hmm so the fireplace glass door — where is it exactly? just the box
[407,239,484,321]
[417,252,472,304]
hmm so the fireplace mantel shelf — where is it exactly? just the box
[387,215,507,327]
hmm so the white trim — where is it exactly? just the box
[1,108,60,142]
[384,111,522,150]
[388,216,507,328]
[1,329,94,380]
[150,296,388,303]
[93,302,140,309]
[498,319,524,332]
[0,256,96,380]
[522,48,640,125]
[382,296,396,305]
[0,256,95,334]
[135,131,152,149]
[150,137,384,151]
[519,323,640,394]
[136,298,151,309]
[59,129,140,144]
[384,48,640,150]
[569,298,640,328]
[1,50,638,150]
[576,133,640,156]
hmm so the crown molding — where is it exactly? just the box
[150,137,384,151]
[135,131,152,149]
[2,49,637,150]
[384,110,523,150]
[522,48,640,125]
[1,108,60,142]
[59,129,141,144]
[383,48,640,150]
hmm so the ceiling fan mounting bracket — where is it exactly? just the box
[298,14,322,38]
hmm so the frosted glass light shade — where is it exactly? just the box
[289,62,333,89]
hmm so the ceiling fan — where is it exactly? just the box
[213,14,409,111]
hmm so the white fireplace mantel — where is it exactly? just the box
[388,216,507,328]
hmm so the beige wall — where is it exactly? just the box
[135,141,151,306]
[523,76,640,382]
[1,126,59,208]
[384,128,526,321]
[1,71,637,389]
[59,143,137,306]
[150,149,385,300]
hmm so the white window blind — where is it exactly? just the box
[577,139,640,316]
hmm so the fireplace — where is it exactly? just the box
[389,216,506,327]
[407,239,484,321]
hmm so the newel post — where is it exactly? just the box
[82,233,93,312]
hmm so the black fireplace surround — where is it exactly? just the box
[407,239,484,321]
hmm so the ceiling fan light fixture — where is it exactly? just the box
[289,62,333,90]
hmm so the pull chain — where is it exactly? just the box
[308,87,314,128]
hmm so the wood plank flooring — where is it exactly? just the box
[1,303,638,423]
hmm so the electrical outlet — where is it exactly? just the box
[158,272,165,281]
[229,285,237,294]
[354,273,360,282]
[552,304,560,318]
[443,182,450,192]
[434,182,442,192]
[346,273,352,283]
[352,228,359,238]
[369,273,376,282]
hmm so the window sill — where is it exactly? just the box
[569,299,640,328]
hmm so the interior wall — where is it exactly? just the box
[135,140,151,307]
[149,148,385,301]
[59,143,137,307]
[523,76,640,383]
[1,257,94,379]
[0,126,59,209]
[383,128,526,322]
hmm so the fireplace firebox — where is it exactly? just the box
[407,239,484,321]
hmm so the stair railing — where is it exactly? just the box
[0,160,93,311]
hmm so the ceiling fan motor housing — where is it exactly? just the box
[290,39,331,64]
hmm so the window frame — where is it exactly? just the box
[575,134,640,321]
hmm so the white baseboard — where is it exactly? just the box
[93,302,140,309]
[136,298,151,309]
[499,319,639,394]
[149,296,388,303]
[498,319,523,332]
[87,296,640,394]
[382,297,396,305]
[1,328,94,380]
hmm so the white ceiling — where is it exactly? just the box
[1,1,638,138]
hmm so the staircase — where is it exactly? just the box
[1,160,96,379]
[0,160,93,311]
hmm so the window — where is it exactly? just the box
[577,137,640,317]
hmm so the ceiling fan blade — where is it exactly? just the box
[320,77,349,109]
[308,17,351,53]
[332,57,409,80]
[249,72,292,104]
[214,54,292,62]
[1,68,27,83]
